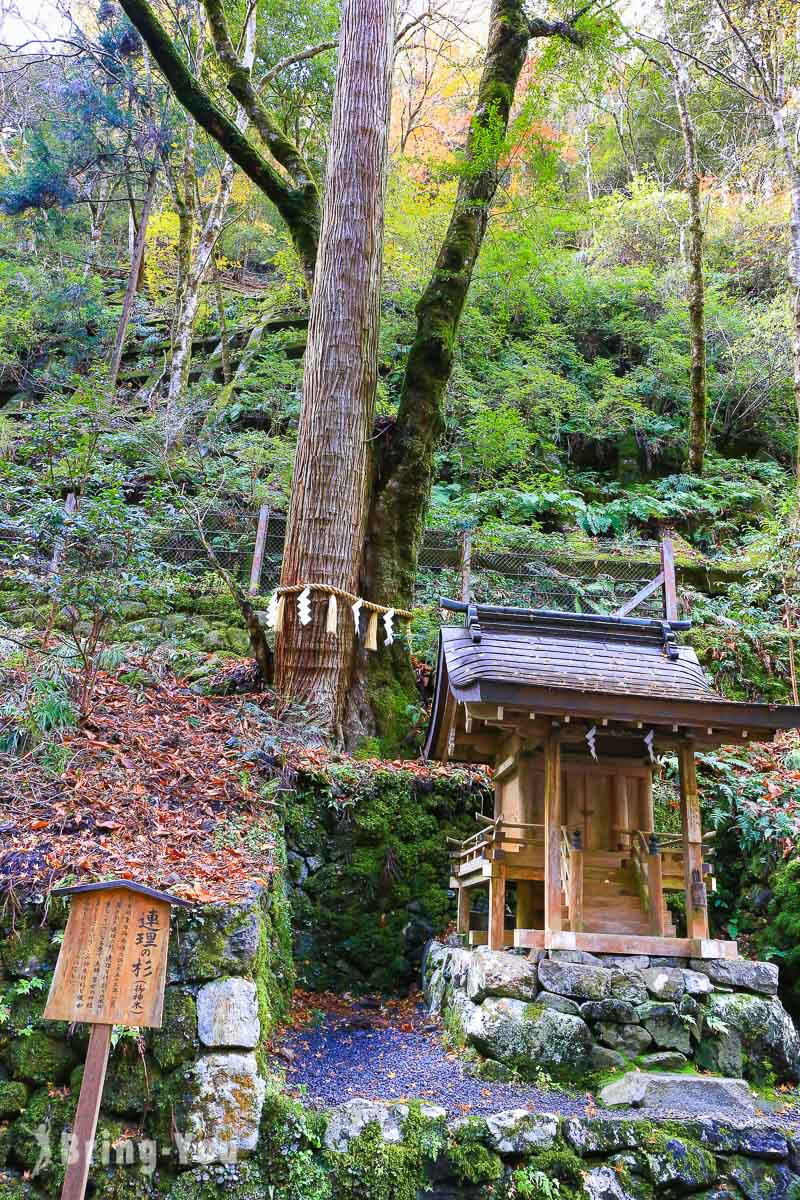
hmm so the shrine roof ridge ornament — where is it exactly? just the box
[50,879,194,907]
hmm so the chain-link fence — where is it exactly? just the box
[0,504,676,619]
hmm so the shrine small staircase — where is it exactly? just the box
[565,850,676,937]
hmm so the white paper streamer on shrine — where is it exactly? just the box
[266,590,279,630]
[297,586,312,626]
[383,608,395,646]
[644,729,655,762]
[585,725,597,760]
[351,596,364,636]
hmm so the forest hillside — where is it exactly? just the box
[2,0,800,1195]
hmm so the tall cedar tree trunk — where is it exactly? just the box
[773,103,800,485]
[109,165,158,387]
[348,0,558,734]
[670,49,707,475]
[164,6,255,448]
[275,0,395,731]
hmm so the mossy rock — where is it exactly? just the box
[169,896,264,983]
[2,607,50,629]
[326,1109,447,1200]
[224,627,251,655]
[445,1118,503,1186]
[726,1154,797,1199]
[0,1083,28,1120]
[165,1161,267,1199]
[0,1169,38,1199]
[0,928,54,979]
[9,1084,78,1191]
[116,619,165,643]
[151,990,198,1072]
[147,1064,198,1150]
[114,601,150,620]
[5,990,77,1045]
[101,1051,162,1118]
[639,1130,718,1194]
[285,767,480,992]
[7,1031,76,1085]
[515,1144,587,1194]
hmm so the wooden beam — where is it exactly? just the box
[614,571,665,618]
[647,845,666,936]
[469,930,514,948]
[513,930,738,958]
[459,528,473,603]
[611,773,629,851]
[661,537,678,621]
[679,742,709,941]
[543,731,562,935]
[569,845,584,932]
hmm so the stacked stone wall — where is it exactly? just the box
[0,880,293,1198]
[424,943,800,1087]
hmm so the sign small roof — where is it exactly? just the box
[50,879,193,908]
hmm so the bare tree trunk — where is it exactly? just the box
[84,179,113,279]
[214,275,232,385]
[773,104,800,485]
[109,165,158,388]
[164,6,255,448]
[275,0,396,731]
[670,48,707,475]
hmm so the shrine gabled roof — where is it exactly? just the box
[424,601,800,760]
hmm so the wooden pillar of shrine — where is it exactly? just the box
[611,773,629,850]
[678,741,709,941]
[543,732,563,935]
[456,883,471,937]
[488,865,506,950]
[515,754,538,929]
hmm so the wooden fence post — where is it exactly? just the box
[543,731,563,936]
[249,504,270,595]
[660,536,678,622]
[459,528,473,603]
[49,492,78,577]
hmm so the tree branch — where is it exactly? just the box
[528,12,591,46]
[117,0,320,279]
[257,40,338,94]
[201,0,319,191]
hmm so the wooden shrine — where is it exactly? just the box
[424,544,800,959]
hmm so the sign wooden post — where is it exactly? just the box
[44,881,191,1200]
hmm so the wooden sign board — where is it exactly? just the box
[44,887,171,1028]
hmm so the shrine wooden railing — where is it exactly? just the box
[448,817,544,872]
[630,830,666,935]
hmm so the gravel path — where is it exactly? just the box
[278,1006,596,1118]
[276,1003,800,1129]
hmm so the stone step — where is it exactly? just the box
[599,1072,755,1120]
